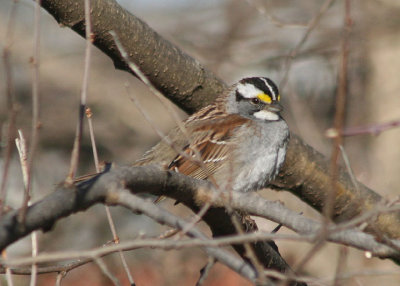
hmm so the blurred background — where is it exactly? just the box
[1,0,399,285]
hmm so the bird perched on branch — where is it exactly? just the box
[135,77,289,194]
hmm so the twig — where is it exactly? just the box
[280,0,336,89]
[333,246,348,286]
[80,9,134,283]
[339,145,360,195]
[125,82,216,239]
[15,130,39,286]
[328,202,400,234]
[0,12,17,276]
[116,30,222,250]
[2,250,14,286]
[221,198,269,285]
[0,0,19,217]
[339,119,400,136]
[55,272,64,286]
[1,240,118,275]
[294,239,325,274]
[263,268,398,285]
[94,257,121,286]
[0,232,309,268]
[19,0,42,224]
[293,8,353,273]
[325,0,352,219]
[0,3,19,281]
[85,107,135,285]
[196,257,215,286]
[195,188,400,259]
[246,0,309,28]
[86,108,99,170]
[1,259,90,275]
[65,0,93,183]
[1,192,259,283]
[114,31,219,188]
[111,191,262,283]
[124,83,217,237]
[114,192,259,283]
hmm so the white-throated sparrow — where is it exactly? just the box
[135,77,289,193]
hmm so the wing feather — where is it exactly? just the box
[168,115,249,180]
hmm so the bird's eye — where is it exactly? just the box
[251,98,260,105]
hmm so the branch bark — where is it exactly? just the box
[0,166,398,275]
[0,166,307,285]
[41,0,225,114]
[38,0,400,239]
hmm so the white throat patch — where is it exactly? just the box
[236,83,262,98]
[254,110,279,121]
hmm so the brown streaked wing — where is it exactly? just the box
[168,114,249,180]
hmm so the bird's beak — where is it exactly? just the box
[264,102,283,113]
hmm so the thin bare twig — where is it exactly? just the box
[66,0,93,183]
[196,257,215,286]
[0,240,120,276]
[0,3,19,285]
[77,3,134,282]
[0,232,307,267]
[15,130,39,286]
[339,145,360,195]
[55,272,64,286]
[19,0,42,224]
[294,6,353,272]
[263,268,398,285]
[339,119,400,136]
[294,239,325,274]
[93,257,121,286]
[280,0,336,89]
[85,107,135,285]
[86,108,99,169]
[2,250,14,286]
[333,246,348,286]
[0,0,19,216]
[331,201,400,233]
[246,0,309,28]
[325,0,352,219]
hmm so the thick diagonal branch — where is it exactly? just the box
[41,0,225,114]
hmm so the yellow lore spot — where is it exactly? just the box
[257,93,272,103]
[277,94,281,101]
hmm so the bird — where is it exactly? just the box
[135,77,289,194]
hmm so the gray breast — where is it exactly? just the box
[229,119,289,192]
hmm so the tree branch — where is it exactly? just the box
[0,166,398,282]
[40,0,226,114]
[0,166,307,285]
